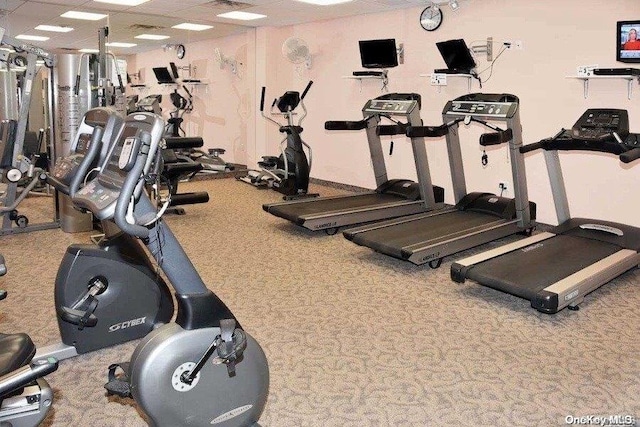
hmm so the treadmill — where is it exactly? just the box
[344,93,536,267]
[263,93,445,234]
[452,108,640,313]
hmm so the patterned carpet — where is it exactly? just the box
[0,178,638,426]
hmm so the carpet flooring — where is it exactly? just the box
[0,178,638,426]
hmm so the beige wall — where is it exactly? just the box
[132,0,640,226]
[132,31,252,165]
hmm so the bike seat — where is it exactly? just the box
[0,333,35,377]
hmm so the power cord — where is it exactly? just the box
[476,44,509,86]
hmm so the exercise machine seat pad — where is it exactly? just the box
[0,333,35,377]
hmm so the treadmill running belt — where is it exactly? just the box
[265,193,406,223]
[348,210,503,259]
[465,235,622,300]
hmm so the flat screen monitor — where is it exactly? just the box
[617,20,640,63]
[359,39,399,69]
[436,39,477,72]
[152,67,175,84]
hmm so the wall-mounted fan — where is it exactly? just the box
[213,47,238,75]
[282,37,312,69]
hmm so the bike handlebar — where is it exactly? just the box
[114,131,152,240]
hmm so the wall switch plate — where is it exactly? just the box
[431,73,447,86]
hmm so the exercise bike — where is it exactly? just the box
[0,254,58,427]
[238,81,318,200]
[36,107,175,361]
[63,112,269,426]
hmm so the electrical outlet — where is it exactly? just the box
[498,181,508,194]
[430,73,447,86]
[504,40,523,50]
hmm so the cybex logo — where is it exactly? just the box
[133,114,146,121]
[108,316,147,332]
[210,405,253,425]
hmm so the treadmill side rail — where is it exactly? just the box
[533,249,640,313]
[405,219,521,265]
[451,232,556,282]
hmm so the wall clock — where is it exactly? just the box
[420,6,443,31]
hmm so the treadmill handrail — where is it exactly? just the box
[377,123,408,136]
[406,118,463,138]
[325,117,371,131]
[480,128,513,146]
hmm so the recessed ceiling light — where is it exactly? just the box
[172,23,213,31]
[295,0,353,4]
[105,42,137,48]
[61,11,108,21]
[16,34,50,41]
[217,11,267,20]
[79,48,100,53]
[35,25,74,33]
[134,34,170,40]
[93,0,149,5]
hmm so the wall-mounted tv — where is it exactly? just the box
[617,20,640,63]
[436,39,477,72]
[359,39,399,69]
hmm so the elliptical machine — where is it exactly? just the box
[0,255,58,427]
[166,85,235,173]
[36,108,175,361]
[239,81,318,200]
[65,112,269,426]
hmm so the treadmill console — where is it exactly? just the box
[571,109,629,142]
[364,99,417,115]
[443,93,519,119]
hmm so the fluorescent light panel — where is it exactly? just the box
[134,34,170,40]
[35,25,74,33]
[93,0,149,5]
[78,48,99,53]
[172,23,213,31]
[295,0,354,5]
[61,11,108,21]
[16,34,50,41]
[105,42,137,47]
[217,11,267,20]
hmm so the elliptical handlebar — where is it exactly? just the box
[69,126,104,198]
[260,87,266,113]
[300,80,313,100]
[114,131,152,240]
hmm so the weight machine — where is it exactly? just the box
[0,27,59,235]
